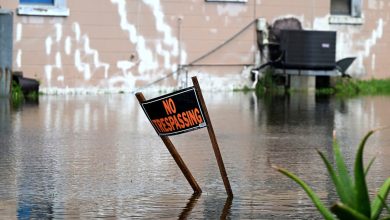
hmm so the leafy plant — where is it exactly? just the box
[11,80,24,104]
[273,129,390,220]
[255,68,285,95]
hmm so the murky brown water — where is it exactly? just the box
[0,92,389,219]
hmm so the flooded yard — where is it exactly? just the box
[0,92,389,219]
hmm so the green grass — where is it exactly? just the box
[273,129,390,220]
[253,73,390,97]
[25,91,39,100]
[300,78,390,97]
[333,78,390,97]
[233,85,253,93]
[316,88,336,95]
[11,80,40,106]
[11,80,24,105]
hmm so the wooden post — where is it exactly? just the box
[135,92,202,195]
[191,76,233,198]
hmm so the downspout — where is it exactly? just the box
[177,17,185,87]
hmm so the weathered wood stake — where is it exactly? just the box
[191,76,233,198]
[135,92,202,194]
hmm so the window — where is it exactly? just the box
[329,0,363,24]
[17,0,69,17]
[205,0,247,2]
[331,0,351,15]
[20,0,54,4]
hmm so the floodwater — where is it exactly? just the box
[0,92,389,219]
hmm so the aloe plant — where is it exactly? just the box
[273,129,390,220]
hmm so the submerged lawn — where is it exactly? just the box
[334,78,390,96]
[251,69,390,97]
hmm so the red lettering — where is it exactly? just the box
[182,112,190,127]
[159,118,166,132]
[164,117,172,131]
[152,119,162,132]
[194,108,203,124]
[188,110,198,125]
[157,119,166,132]
[177,114,185,128]
[162,98,176,115]
[172,115,181,129]
[168,116,175,131]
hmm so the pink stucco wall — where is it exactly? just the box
[0,0,388,93]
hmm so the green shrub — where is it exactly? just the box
[273,129,390,220]
[11,80,24,104]
[334,78,390,96]
[256,68,285,95]
[11,80,40,107]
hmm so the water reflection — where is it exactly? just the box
[0,98,17,218]
[220,196,233,219]
[0,98,11,122]
[178,193,200,219]
[16,127,56,220]
[0,93,389,219]
[177,194,233,219]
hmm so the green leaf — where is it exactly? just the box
[317,150,351,205]
[365,156,376,176]
[331,202,370,220]
[273,165,336,220]
[371,178,390,220]
[379,196,390,214]
[354,130,375,217]
[332,136,356,208]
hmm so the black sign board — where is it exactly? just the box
[140,87,207,136]
[136,76,233,197]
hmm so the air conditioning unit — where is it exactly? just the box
[280,30,336,70]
